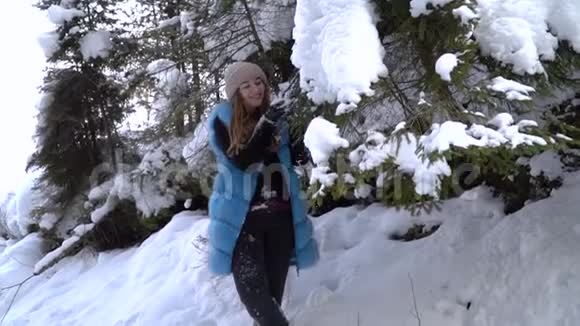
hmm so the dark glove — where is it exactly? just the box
[263,104,286,124]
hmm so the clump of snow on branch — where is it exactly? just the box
[410,0,454,17]
[38,31,61,58]
[183,120,212,179]
[0,171,45,239]
[292,0,388,115]
[453,5,478,24]
[476,0,580,75]
[157,12,196,39]
[435,53,460,82]
[346,113,549,198]
[89,138,192,222]
[79,30,112,60]
[349,130,452,197]
[304,117,350,197]
[422,113,547,152]
[304,117,350,165]
[488,77,535,101]
[47,5,85,25]
[412,0,580,75]
[146,59,188,122]
[34,236,80,274]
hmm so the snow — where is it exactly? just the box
[354,184,373,199]
[33,235,80,275]
[79,30,112,60]
[410,0,454,17]
[463,110,486,118]
[0,233,44,286]
[183,120,212,179]
[421,113,547,151]
[39,213,59,231]
[487,112,514,129]
[343,173,356,184]
[69,26,80,34]
[88,179,114,202]
[158,16,181,29]
[0,170,44,239]
[310,166,339,189]
[435,53,459,82]
[89,136,192,222]
[291,0,388,115]
[89,177,125,223]
[528,150,563,179]
[4,173,580,325]
[556,133,573,141]
[418,92,430,106]
[47,5,85,25]
[157,12,195,39]
[37,31,60,58]
[347,113,550,197]
[146,59,188,122]
[452,5,478,25]
[516,119,538,129]
[349,130,452,197]
[422,121,484,152]
[393,121,407,133]
[475,0,580,75]
[304,117,350,165]
[487,77,535,101]
[72,223,95,237]
[180,12,195,38]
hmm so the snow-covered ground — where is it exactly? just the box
[2,171,580,325]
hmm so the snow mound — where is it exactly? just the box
[3,172,580,325]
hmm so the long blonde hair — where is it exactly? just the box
[226,82,271,157]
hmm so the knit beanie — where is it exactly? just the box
[224,62,268,102]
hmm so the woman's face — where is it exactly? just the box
[239,77,265,114]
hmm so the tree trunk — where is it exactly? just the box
[240,0,275,89]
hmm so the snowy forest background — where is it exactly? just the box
[1,0,580,297]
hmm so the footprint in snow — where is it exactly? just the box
[305,285,334,307]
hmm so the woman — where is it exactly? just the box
[206,61,319,326]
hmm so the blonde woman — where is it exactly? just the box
[206,62,319,325]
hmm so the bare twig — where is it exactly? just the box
[408,273,421,326]
[1,275,35,325]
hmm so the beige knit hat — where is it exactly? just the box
[224,62,268,102]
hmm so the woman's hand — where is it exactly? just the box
[263,104,286,124]
[268,134,281,152]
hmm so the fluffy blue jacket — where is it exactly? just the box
[206,102,319,275]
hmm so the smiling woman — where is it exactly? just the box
[0,1,51,200]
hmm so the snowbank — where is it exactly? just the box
[3,172,580,325]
